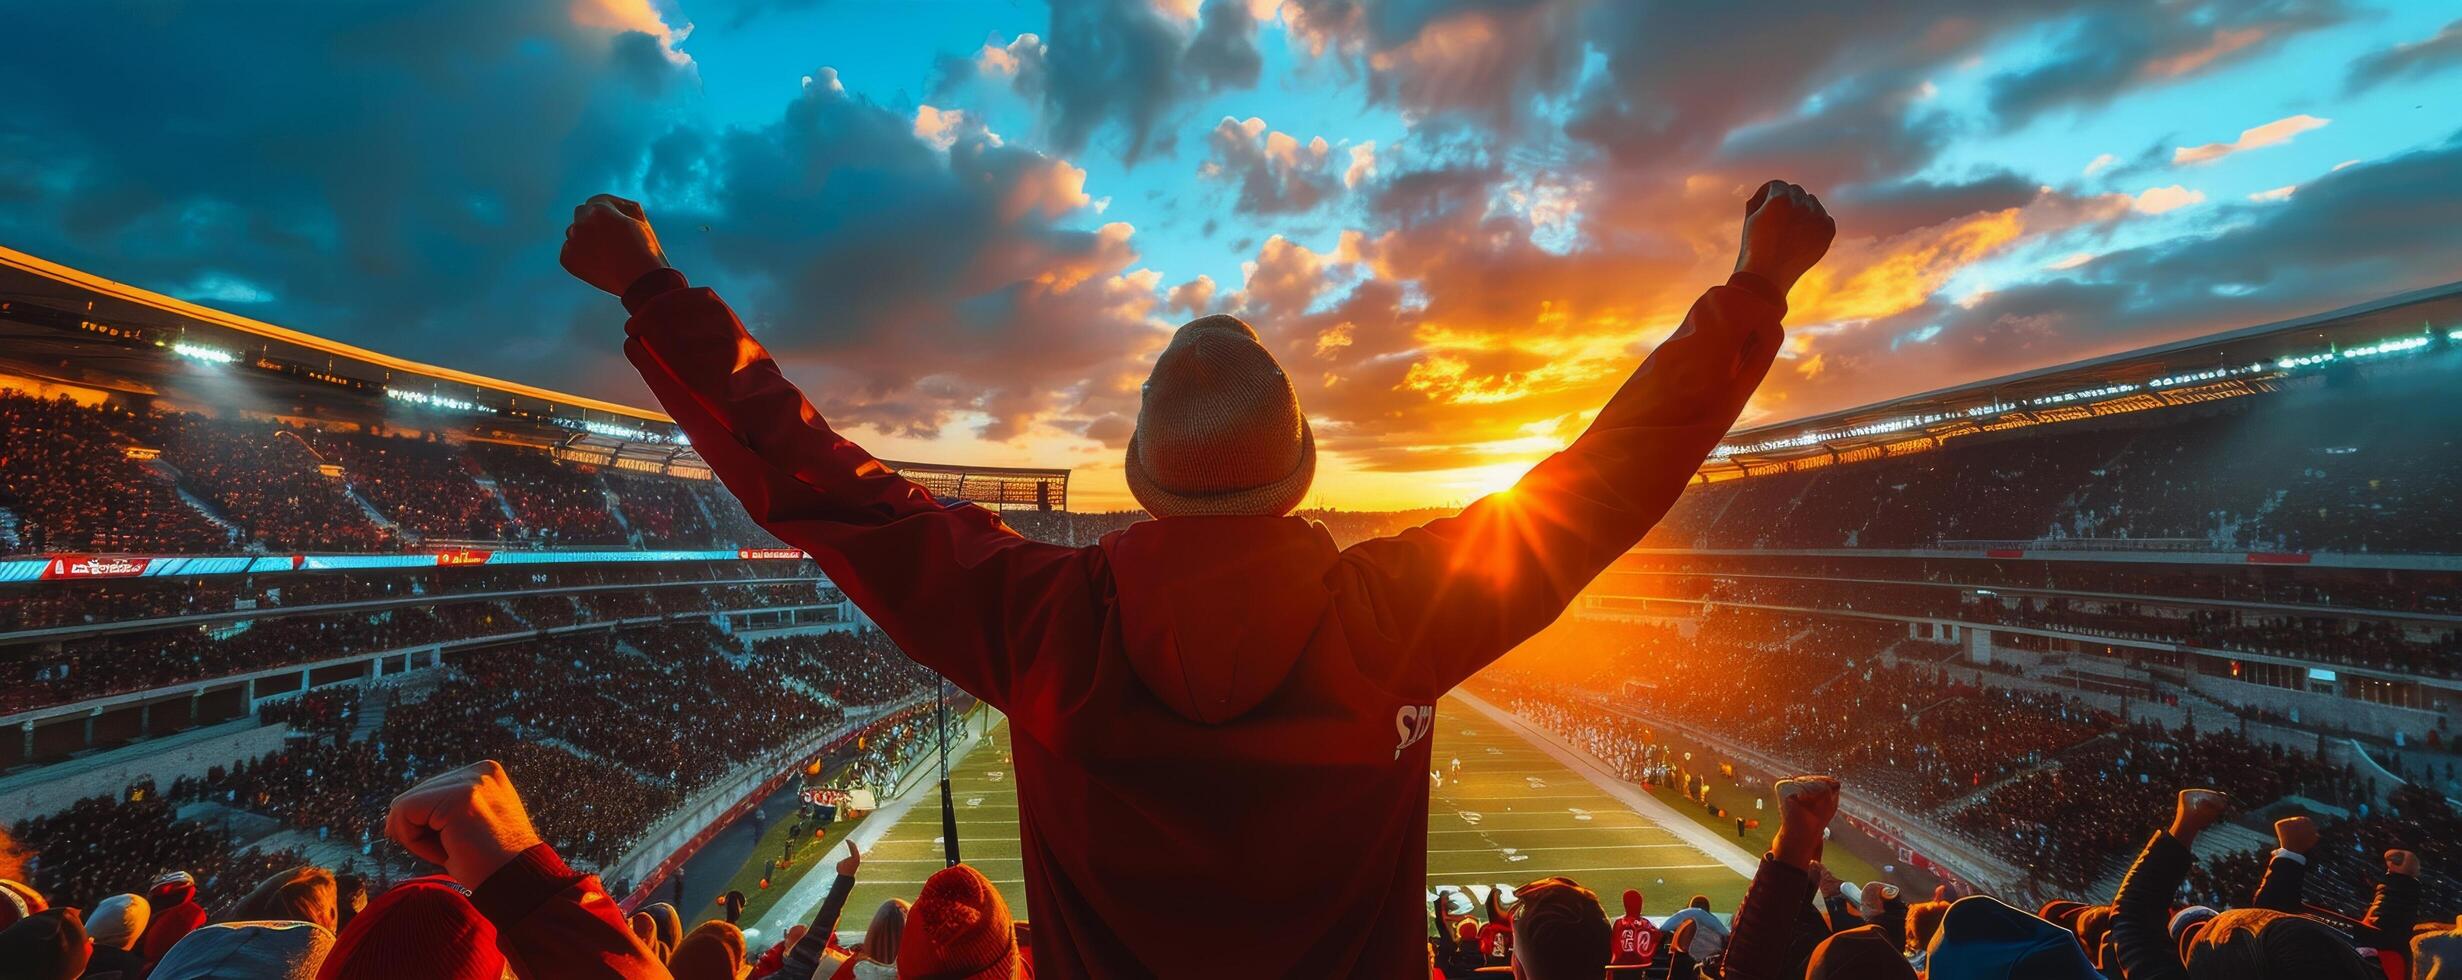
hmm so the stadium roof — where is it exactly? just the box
[1701,280,2462,478]
[0,245,1066,502]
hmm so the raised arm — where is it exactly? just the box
[1717,775,1838,980]
[2109,789,2225,980]
[388,760,673,980]
[1335,182,1831,693]
[2251,814,2316,912]
[776,845,863,980]
[562,195,1095,703]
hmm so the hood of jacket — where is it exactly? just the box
[1102,516,1337,724]
[150,921,333,980]
[1924,896,2101,980]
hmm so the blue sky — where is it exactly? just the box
[2,0,2458,508]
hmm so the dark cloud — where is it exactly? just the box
[1794,132,2462,415]
[2346,18,2462,93]
[1830,173,2045,239]
[1986,1,2348,126]
[1185,0,1266,92]
[0,0,695,392]
[1039,0,1260,161]
[1200,117,1346,214]
[644,71,1160,441]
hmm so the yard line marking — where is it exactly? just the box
[1426,843,1697,854]
[1426,863,1729,877]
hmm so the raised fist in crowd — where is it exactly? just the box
[561,194,671,297]
[385,759,547,887]
[1734,180,1836,298]
[1773,774,1841,868]
[2273,814,2319,855]
[2386,849,2421,877]
[2167,788,2229,843]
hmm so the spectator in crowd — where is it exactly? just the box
[1920,896,2098,979]
[151,920,334,979]
[2109,789,2393,980]
[317,877,504,980]
[748,924,807,979]
[1504,876,1608,979]
[566,175,1827,976]
[1804,924,1913,980]
[827,897,909,980]
[894,864,1021,980]
[772,845,862,980]
[232,867,338,932]
[1610,888,1658,968]
[669,920,748,980]
[0,907,88,980]
[1429,896,1485,980]
[82,892,149,978]
[141,872,208,964]
[1662,893,1730,964]
[1479,886,1516,966]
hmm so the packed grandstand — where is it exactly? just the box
[2,242,2458,978]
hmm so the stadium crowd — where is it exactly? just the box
[1639,369,2462,557]
[8,755,2450,978]
[1,579,845,713]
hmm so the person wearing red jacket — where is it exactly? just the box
[382,760,672,979]
[560,179,1831,978]
[1611,888,1658,967]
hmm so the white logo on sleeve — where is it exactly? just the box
[1393,704,1436,759]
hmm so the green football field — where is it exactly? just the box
[823,691,1868,924]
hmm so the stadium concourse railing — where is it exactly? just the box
[608,695,942,913]
[0,603,851,735]
[0,574,829,645]
[1581,698,2035,903]
[1581,595,2462,705]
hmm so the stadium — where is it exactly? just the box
[5,218,2457,974]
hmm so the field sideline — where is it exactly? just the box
[756,691,1807,939]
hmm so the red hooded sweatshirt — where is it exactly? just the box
[1613,889,1658,966]
[618,268,1784,978]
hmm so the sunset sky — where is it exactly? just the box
[3,1,2458,509]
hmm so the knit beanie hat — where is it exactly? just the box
[1125,314,1315,518]
[315,880,502,980]
[669,920,747,980]
[898,864,1022,980]
[87,893,150,950]
[0,907,88,980]
[150,871,199,906]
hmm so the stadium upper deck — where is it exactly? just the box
[1698,280,2462,481]
[0,246,1067,564]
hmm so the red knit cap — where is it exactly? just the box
[316,879,504,980]
[898,864,1022,980]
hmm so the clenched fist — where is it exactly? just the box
[560,194,671,297]
[2169,788,2229,843]
[1734,180,1835,298]
[1773,774,1841,868]
[2387,850,2421,877]
[386,759,547,888]
[2274,815,2319,855]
